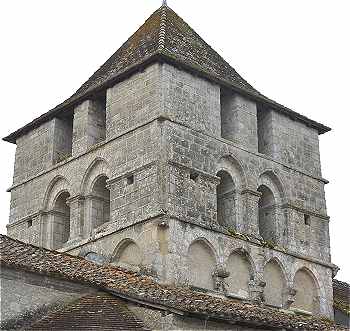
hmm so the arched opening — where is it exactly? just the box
[52,191,70,249]
[84,252,107,265]
[216,170,236,228]
[263,260,284,307]
[258,185,276,241]
[291,269,319,313]
[226,252,252,298]
[188,241,216,290]
[112,241,142,268]
[90,175,110,229]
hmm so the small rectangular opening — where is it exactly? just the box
[190,172,199,182]
[127,175,134,185]
[27,219,33,228]
[304,214,311,226]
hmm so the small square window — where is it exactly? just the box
[190,172,199,182]
[27,219,33,228]
[304,214,311,226]
[127,175,134,185]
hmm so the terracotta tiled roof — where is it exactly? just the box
[0,234,343,330]
[3,5,330,143]
[26,293,149,330]
[333,279,350,316]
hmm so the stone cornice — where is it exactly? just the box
[106,160,158,187]
[167,215,338,272]
[164,119,329,184]
[168,160,220,184]
[7,115,329,193]
[66,195,86,204]
[281,203,329,221]
[58,213,338,273]
[6,212,41,229]
[241,189,262,198]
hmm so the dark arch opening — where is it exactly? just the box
[258,185,276,241]
[216,170,236,228]
[91,176,110,229]
[52,191,70,249]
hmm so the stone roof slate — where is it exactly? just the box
[26,293,150,331]
[0,234,345,330]
[3,4,330,143]
[333,279,350,316]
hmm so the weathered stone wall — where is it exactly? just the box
[6,62,334,321]
[7,120,162,249]
[221,91,258,151]
[334,308,350,328]
[13,121,54,185]
[65,217,164,278]
[163,218,334,318]
[257,109,322,177]
[0,267,95,328]
[163,121,330,262]
[162,64,221,137]
[106,63,162,140]
[56,215,334,319]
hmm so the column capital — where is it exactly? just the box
[241,189,262,198]
[66,195,86,205]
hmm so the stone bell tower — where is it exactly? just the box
[4,3,338,319]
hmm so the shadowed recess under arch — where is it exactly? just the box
[188,240,216,290]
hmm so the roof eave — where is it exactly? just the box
[2,52,162,144]
[3,52,331,144]
[156,52,331,135]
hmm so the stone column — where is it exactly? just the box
[285,287,297,309]
[39,211,52,249]
[241,189,261,237]
[43,210,63,250]
[66,195,85,242]
[84,194,110,234]
[249,278,266,304]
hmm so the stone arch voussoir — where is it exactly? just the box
[258,169,286,204]
[81,158,111,195]
[43,175,72,210]
[216,154,247,190]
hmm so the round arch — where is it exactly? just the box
[187,239,217,290]
[82,158,111,230]
[81,158,111,195]
[111,239,142,268]
[291,267,320,313]
[43,175,72,210]
[258,170,285,204]
[226,249,254,298]
[215,155,247,230]
[263,258,287,308]
[216,155,247,190]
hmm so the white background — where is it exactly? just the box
[0,0,348,282]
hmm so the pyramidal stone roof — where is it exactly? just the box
[4,4,330,143]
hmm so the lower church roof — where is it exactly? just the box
[0,234,345,330]
[333,279,350,316]
[26,293,150,331]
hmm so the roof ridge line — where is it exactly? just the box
[158,5,167,51]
